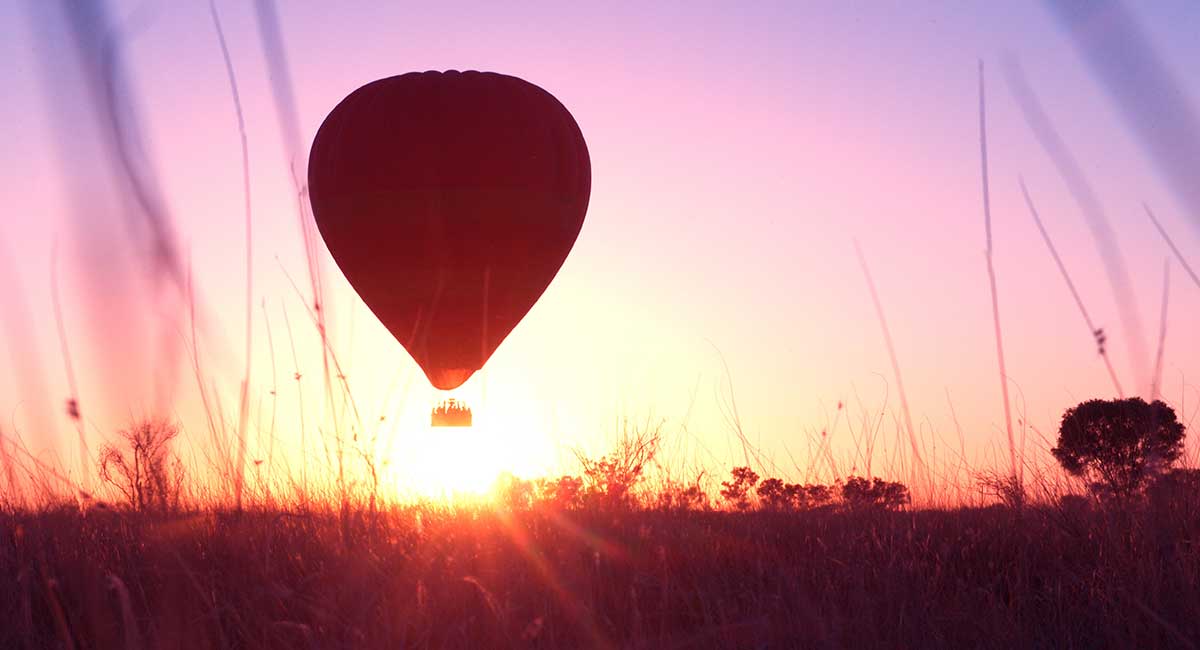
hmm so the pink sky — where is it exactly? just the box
[2,1,1200,498]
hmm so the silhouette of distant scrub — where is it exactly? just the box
[718,467,903,511]
[572,422,662,509]
[756,477,835,510]
[653,478,709,511]
[839,476,912,510]
[535,475,584,510]
[490,423,664,512]
[719,466,759,510]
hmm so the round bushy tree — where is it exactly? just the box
[1052,397,1184,499]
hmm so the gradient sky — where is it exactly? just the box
[3,1,1200,498]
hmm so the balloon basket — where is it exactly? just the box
[431,398,473,428]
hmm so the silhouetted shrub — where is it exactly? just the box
[535,475,584,510]
[97,418,185,512]
[720,467,759,510]
[495,473,535,511]
[976,471,1027,509]
[575,422,661,509]
[1052,398,1185,499]
[750,478,835,511]
[654,475,709,511]
[755,478,788,508]
[676,484,707,510]
[840,476,910,510]
[794,483,834,509]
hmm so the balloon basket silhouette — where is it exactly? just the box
[431,397,472,428]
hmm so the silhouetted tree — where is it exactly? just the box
[97,418,185,512]
[756,478,789,509]
[751,478,835,510]
[840,476,910,510]
[1052,398,1184,499]
[720,467,759,510]
[800,484,834,508]
[535,475,584,510]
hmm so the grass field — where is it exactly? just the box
[4,487,1200,649]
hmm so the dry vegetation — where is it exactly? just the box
[2,413,1200,649]
[4,488,1200,648]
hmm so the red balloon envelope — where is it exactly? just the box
[308,71,590,390]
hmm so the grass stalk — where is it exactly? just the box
[1019,178,1124,398]
[978,60,1019,484]
[208,0,253,513]
[852,240,926,492]
[50,241,88,492]
[1145,203,1200,291]
[1152,258,1170,401]
[1003,56,1150,395]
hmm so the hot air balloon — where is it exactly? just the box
[307,70,591,411]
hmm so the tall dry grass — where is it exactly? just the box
[977,60,1019,486]
[3,491,1200,649]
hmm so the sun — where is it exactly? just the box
[385,404,558,499]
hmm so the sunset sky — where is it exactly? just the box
[2,1,1200,498]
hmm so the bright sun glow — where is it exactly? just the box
[384,395,560,500]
